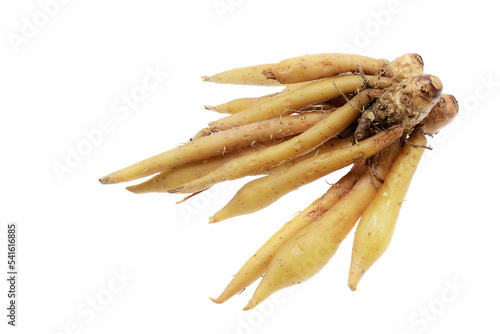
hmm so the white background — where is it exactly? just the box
[1,0,499,333]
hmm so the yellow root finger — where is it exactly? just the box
[202,63,281,86]
[205,93,280,115]
[281,74,353,92]
[196,90,332,141]
[243,142,403,310]
[126,140,280,194]
[99,112,327,185]
[210,126,404,223]
[208,75,394,131]
[210,161,367,304]
[175,89,383,193]
[265,53,388,84]
[348,131,427,291]
[254,137,353,176]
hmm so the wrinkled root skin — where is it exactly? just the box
[384,53,424,82]
[372,74,443,129]
[354,74,443,142]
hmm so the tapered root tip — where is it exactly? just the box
[204,105,216,111]
[209,209,231,224]
[242,298,260,311]
[348,281,359,292]
[201,75,211,82]
[209,296,223,304]
[242,286,271,311]
[348,268,362,292]
[125,185,138,193]
[99,176,111,184]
